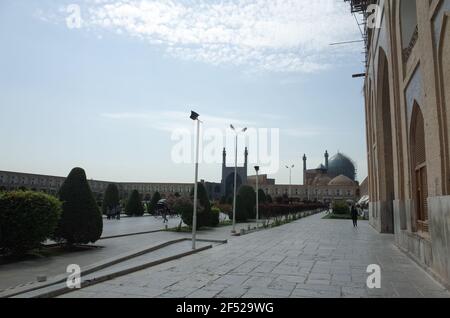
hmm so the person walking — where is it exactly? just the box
[162,208,169,224]
[351,205,358,228]
[115,205,121,220]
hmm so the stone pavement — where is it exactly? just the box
[0,215,259,293]
[62,213,450,298]
[101,216,182,238]
[0,215,182,292]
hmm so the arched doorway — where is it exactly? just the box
[411,104,428,233]
[225,173,242,199]
[376,49,395,233]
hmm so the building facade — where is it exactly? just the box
[0,150,361,204]
[0,170,193,201]
[353,0,450,287]
[248,151,360,203]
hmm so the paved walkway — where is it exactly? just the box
[101,215,182,238]
[0,216,258,292]
[62,213,450,298]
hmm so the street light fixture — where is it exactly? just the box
[230,124,247,233]
[254,166,260,226]
[285,165,295,201]
[190,111,201,250]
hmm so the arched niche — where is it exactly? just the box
[400,0,418,60]
[438,13,450,194]
[410,103,428,233]
[375,48,395,233]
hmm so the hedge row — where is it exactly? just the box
[0,191,62,255]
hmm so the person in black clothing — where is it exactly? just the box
[115,205,121,220]
[162,208,169,224]
[351,205,358,228]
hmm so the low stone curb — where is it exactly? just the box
[14,244,213,298]
[99,229,164,240]
[1,238,225,298]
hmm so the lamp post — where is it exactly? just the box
[285,165,295,202]
[190,111,201,250]
[230,124,247,233]
[254,166,260,226]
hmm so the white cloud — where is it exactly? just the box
[101,111,327,141]
[45,0,359,73]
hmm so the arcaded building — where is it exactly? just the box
[0,150,361,204]
[351,0,450,286]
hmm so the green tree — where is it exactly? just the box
[0,191,62,255]
[190,182,211,214]
[148,191,161,215]
[179,183,212,228]
[126,190,144,216]
[333,201,350,215]
[258,189,267,204]
[233,185,256,222]
[193,182,213,226]
[210,207,220,227]
[102,184,120,215]
[173,197,194,226]
[54,168,103,245]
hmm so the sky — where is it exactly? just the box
[0,0,367,185]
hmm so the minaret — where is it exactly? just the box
[244,147,249,169]
[222,148,226,167]
[325,150,329,170]
[303,154,307,186]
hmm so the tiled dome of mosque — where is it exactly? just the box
[328,174,355,186]
[327,153,356,181]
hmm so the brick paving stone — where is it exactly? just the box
[62,213,450,298]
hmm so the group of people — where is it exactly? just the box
[106,205,121,220]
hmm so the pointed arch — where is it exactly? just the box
[437,12,450,194]
[410,103,428,233]
[374,48,395,233]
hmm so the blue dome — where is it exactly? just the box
[327,153,356,181]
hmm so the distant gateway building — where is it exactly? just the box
[0,150,360,203]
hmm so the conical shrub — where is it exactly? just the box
[54,168,103,245]
[125,190,144,216]
[102,184,120,215]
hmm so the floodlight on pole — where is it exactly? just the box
[286,164,295,200]
[255,166,260,226]
[190,110,201,250]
